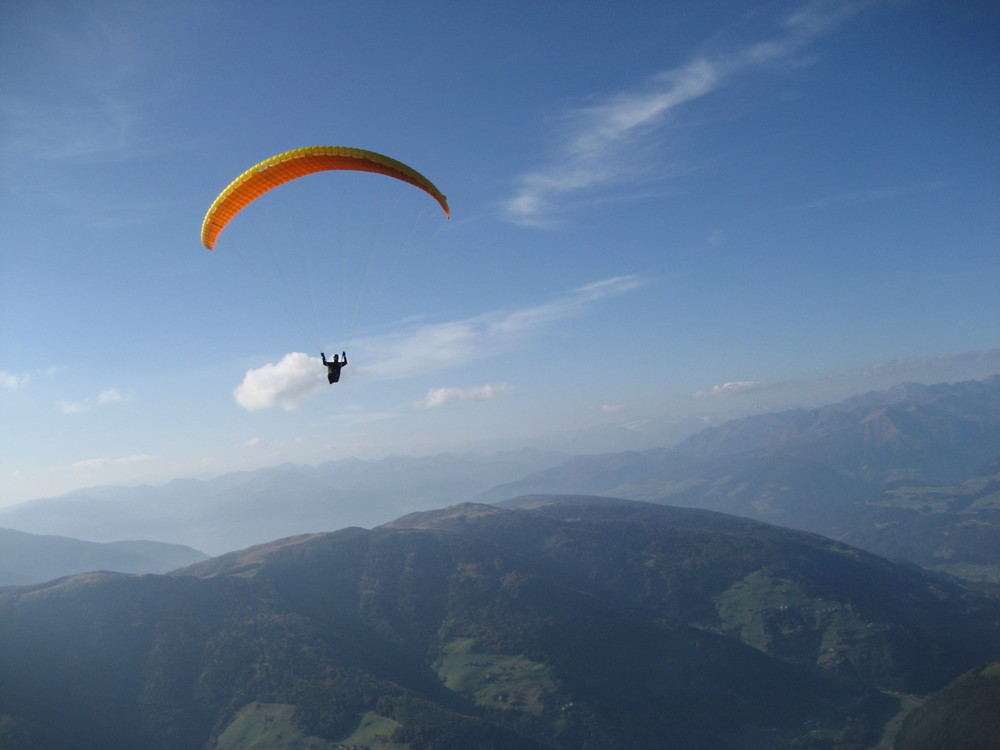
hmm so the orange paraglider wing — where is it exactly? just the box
[201,146,450,249]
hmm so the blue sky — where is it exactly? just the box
[2,0,998,506]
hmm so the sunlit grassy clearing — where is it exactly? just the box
[433,637,559,715]
[213,703,408,750]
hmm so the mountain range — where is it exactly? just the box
[0,449,567,555]
[476,376,1000,581]
[2,496,997,750]
[0,529,208,587]
[2,376,998,583]
[480,378,1000,501]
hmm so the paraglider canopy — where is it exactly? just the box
[201,145,450,250]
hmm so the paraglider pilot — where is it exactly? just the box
[321,352,347,384]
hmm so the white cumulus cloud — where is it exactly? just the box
[58,387,133,414]
[416,383,513,409]
[624,418,650,430]
[98,388,127,404]
[233,277,643,410]
[233,352,327,411]
[1,371,30,390]
[693,380,781,399]
[59,400,92,415]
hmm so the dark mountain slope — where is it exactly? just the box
[483,497,997,690]
[0,561,544,750]
[1,498,996,750]
[223,518,861,748]
[894,662,1000,750]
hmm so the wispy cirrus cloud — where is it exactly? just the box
[415,383,514,409]
[1,3,145,164]
[504,1,866,227]
[0,4,187,234]
[1,95,138,163]
[355,275,645,381]
[785,181,949,212]
[234,276,644,411]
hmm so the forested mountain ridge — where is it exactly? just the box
[893,662,1000,750]
[1,497,997,750]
